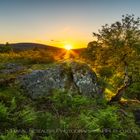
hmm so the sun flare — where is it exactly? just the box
[64,44,72,50]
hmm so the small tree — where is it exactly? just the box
[93,14,140,66]
[93,14,140,48]
[0,42,12,53]
[90,14,140,102]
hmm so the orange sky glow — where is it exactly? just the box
[0,0,140,49]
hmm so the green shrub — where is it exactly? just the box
[126,82,140,100]
[43,136,55,140]
[94,107,126,139]
[0,86,27,106]
[49,90,98,115]
[50,90,73,110]
[17,107,37,127]
[0,131,31,140]
[17,50,55,64]
[71,95,92,108]
[96,107,120,129]
[97,66,114,78]
[0,103,8,121]
[0,45,12,53]
[35,112,57,130]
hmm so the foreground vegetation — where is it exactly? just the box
[0,86,139,140]
[0,14,140,140]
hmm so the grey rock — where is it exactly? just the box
[19,61,100,99]
[0,63,25,74]
[70,62,98,97]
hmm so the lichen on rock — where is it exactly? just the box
[19,61,101,99]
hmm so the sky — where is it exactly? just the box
[0,0,140,48]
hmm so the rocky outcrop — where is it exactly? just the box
[19,61,100,99]
[70,62,98,97]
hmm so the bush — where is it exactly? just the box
[0,131,31,140]
[49,90,97,115]
[15,50,55,64]
[0,84,139,139]
[16,107,37,128]
[0,45,12,53]
[97,66,114,78]
[35,112,58,131]
[43,136,55,140]
[0,103,8,121]
[125,82,140,100]
[96,107,120,129]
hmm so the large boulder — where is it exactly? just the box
[19,61,101,99]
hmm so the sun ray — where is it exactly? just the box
[64,44,72,50]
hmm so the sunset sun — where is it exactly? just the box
[64,44,72,50]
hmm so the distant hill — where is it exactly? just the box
[0,42,86,52]
[9,43,62,51]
